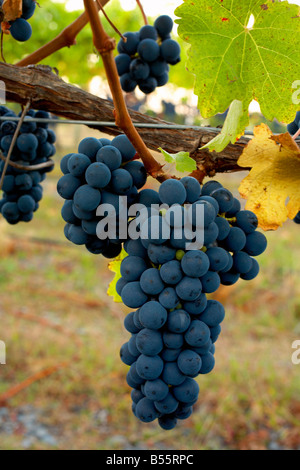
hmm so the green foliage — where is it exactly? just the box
[159,147,197,172]
[176,0,300,149]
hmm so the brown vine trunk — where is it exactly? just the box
[0,63,249,176]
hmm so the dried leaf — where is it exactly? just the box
[2,0,22,22]
[238,124,300,230]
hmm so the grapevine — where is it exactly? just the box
[0,0,298,441]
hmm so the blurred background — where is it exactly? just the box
[0,0,299,451]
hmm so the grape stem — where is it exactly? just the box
[136,0,148,26]
[83,0,169,181]
[95,0,126,41]
[15,0,111,67]
[0,100,31,192]
[0,152,54,172]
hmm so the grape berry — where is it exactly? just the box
[116,15,181,95]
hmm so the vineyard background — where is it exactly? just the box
[0,0,299,451]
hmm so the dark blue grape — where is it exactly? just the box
[121,281,148,308]
[177,350,202,377]
[96,145,122,171]
[117,32,139,55]
[210,188,234,213]
[199,353,215,375]
[181,250,210,278]
[163,331,184,350]
[139,301,167,330]
[136,354,164,380]
[73,185,101,212]
[198,300,225,327]
[10,18,32,42]
[111,135,136,162]
[123,161,147,189]
[176,276,202,301]
[201,180,223,196]
[240,258,260,280]
[67,153,91,177]
[154,15,173,38]
[120,342,137,366]
[138,39,160,62]
[167,310,191,334]
[138,77,158,94]
[85,162,111,189]
[244,231,267,256]
[184,320,210,348]
[160,39,181,64]
[115,53,131,76]
[232,251,253,274]
[140,25,158,41]
[78,137,102,159]
[172,378,199,404]
[139,269,165,295]
[135,398,159,423]
[159,179,187,206]
[120,73,137,92]
[144,379,168,402]
[154,393,179,414]
[162,362,185,386]
[136,329,163,356]
[159,287,179,310]
[129,58,150,80]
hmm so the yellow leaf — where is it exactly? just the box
[238,124,300,231]
[107,249,127,303]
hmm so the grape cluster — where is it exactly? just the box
[0,106,56,224]
[118,177,267,429]
[0,0,36,42]
[58,135,147,258]
[115,15,181,95]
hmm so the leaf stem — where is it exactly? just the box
[136,0,148,25]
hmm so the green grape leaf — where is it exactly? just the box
[107,249,128,303]
[201,99,249,151]
[176,0,300,151]
[159,148,197,173]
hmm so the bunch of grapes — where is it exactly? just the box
[0,106,56,224]
[115,15,181,95]
[0,0,36,42]
[57,135,147,258]
[117,177,267,429]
